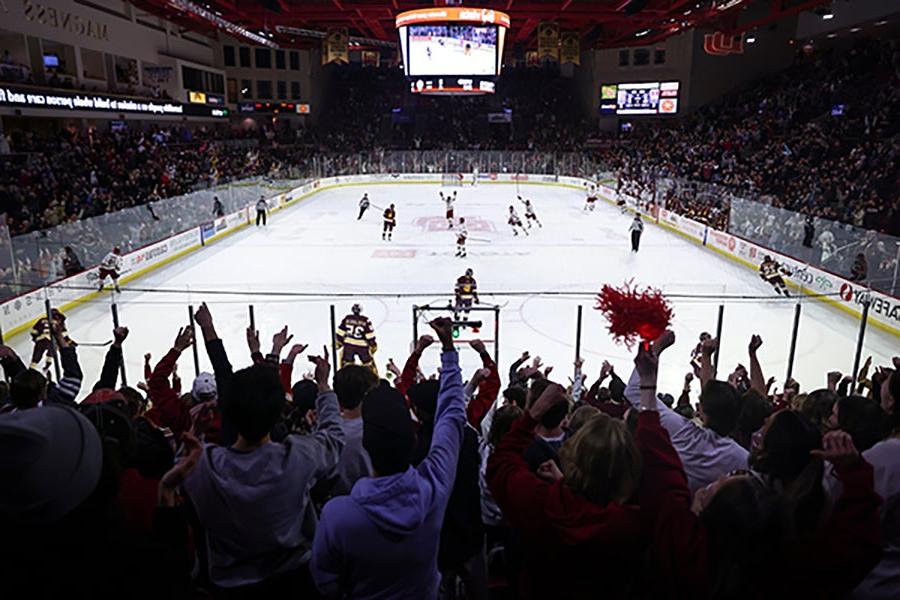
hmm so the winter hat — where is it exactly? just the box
[0,406,102,522]
[363,382,415,476]
[192,372,217,402]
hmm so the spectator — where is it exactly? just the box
[183,334,344,594]
[310,318,465,599]
[326,363,379,497]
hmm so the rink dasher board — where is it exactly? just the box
[1,173,896,342]
[597,184,900,338]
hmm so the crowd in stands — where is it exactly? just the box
[0,304,897,599]
[0,125,301,236]
[605,37,900,237]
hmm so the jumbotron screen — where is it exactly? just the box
[396,8,510,79]
[600,81,680,115]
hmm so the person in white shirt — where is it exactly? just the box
[623,331,748,492]
[97,247,123,293]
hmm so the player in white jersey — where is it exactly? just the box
[518,195,542,228]
[455,218,468,258]
[584,183,598,211]
[98,246,123,293]
[508,205,529,236]
[472,166,479,187]
[442,191,456,228]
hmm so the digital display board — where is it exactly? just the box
[406,24,498,76]
[0,85,228,118]
[395,8,509,79]
[600,81,680,115]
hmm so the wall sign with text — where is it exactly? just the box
[0,86,229,118]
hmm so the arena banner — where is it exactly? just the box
[560,32,580,65]
[537,22,560,61]
[324,28,349,65]
[362,50,380,67]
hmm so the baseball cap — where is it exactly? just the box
[192,372,217,402]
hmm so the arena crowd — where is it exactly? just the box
[0,303,897,599]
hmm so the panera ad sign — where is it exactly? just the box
[23,0,109,41]
[0,86,229,118]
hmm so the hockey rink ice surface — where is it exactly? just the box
[12,183,897,398]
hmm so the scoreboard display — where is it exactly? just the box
[600,81,680,115]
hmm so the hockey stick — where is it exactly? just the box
[75,340,114,347]
[467,237,492,243]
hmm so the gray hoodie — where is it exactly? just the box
[184,390,344,588]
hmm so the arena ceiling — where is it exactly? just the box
[134,0,832,49]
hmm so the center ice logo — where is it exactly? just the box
[415,216,495,233]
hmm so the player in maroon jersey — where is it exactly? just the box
[29,308,72,371]
[382,204,396,241]
[336,304,378,373]
[454,268,479,320]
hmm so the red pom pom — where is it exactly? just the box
[594,280,674,348]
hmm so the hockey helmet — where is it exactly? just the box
[352,303,362,315]
[465,268,473,277]
[113,246,121,254]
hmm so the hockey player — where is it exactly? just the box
[519,195,542,228]
[454,268,478,320]
[442,191,455,228]
[456,217,468,258]
[508,205,529,237]
[30,308,72,371]
[358,193,370,220]
[630,214,644,252]
[760,255,791,296]
[335,304,378,373]
[584,184,598,211]
[382,203,396,241]
[213,195,225,218]
[98,246,123,293]
[256,195,268,226]
[472,166,479,187]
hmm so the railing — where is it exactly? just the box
[652,177,900,296]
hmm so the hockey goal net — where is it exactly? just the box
[441,173,465,187]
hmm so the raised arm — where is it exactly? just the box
[465,339,500,427]
[95,327,128,391]
[698,337,717,388]
[420,318,466,496]
[396,335,432,398]
[145,326,194,439]
[303,346,345,481]
[747,335,766,397]
[49,325,82,406]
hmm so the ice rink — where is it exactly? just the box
[12,182,897,399]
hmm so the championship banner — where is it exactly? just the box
[525,50,539,68]
[362,50,380,67]
[323,28,349,64]
[537,22,559,61]
[560,31,580,65]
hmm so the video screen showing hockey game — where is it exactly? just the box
[406,24,499,76]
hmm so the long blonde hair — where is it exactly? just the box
[560,413,642,505]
